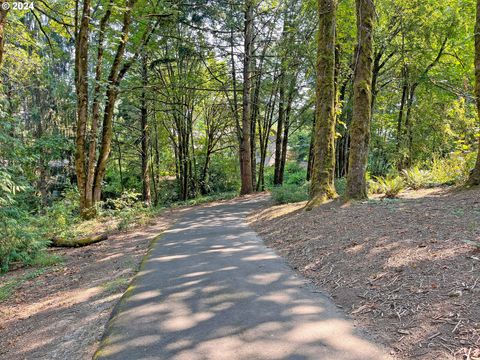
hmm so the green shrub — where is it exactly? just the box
[0,210,50,272]
[402,166,432,190]
[102,191,141,211]
[117,210,136,231]
[1,188,78,272]
[368,179,384,194]
[264,162,307,189]
[429,152,476,185]
[283,162,307,185]
[271,183,309,204]
[375,175,405,198]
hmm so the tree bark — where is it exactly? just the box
[85,0,113,210]
[346,0,375,199]
[274,71,285,186]
[0,1,8,71]
[240,0,254,195]
[140,55,151,206]
[74,0,91,216]
[468,0,480,186]
[396,64,408,153]
[257,71,278,191]
[307,0,338,209]
[93,0,136,203]
[279,81,295,184]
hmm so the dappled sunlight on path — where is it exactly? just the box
[96,196,389,360]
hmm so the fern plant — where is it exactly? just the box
[402,167,431,190]
[375,175,405,198]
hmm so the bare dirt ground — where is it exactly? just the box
[0,211,179,360]
[248,187,480,360]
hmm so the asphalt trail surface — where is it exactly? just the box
[95,196,389,360]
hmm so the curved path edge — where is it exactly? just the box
[95,195,390,360]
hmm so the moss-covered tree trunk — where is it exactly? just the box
[346,0,375,199]
[307,0,338,209]
[468,0,480,186]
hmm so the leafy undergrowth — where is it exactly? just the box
[0,212,176,359]
[269,153,476,205]
[249,187,480,360]
[1,190,238,272]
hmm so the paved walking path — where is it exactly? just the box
[95,196,389,360]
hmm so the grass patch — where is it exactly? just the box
[23,268,46,280]
[0,267,50,302]
[29,252,63,267]
[102,277,130,293]
[0,281,16,302]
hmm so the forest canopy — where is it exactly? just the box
[0,0,479,270]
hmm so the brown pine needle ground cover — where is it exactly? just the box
[0,211,178,360]
[248,187,480,360]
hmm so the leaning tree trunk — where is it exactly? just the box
[93,0,135,203]
[468,0,480,186]
[239,0,254,195]
[306,0,338,209]
[85,0,112,211]
[346,0,375,199]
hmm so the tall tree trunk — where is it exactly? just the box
[273,71,285,186]
[306,130,314,181]
[152,112,161,205]
[74,0,91,216]
[114,132,125,193]
[307,0,338,209]
[403,86,416,168]
[93,0,135,202]
[239,0,254,195]
[257,74,278,191]
[468,0,480,186]
[279,82,295,184]
[150,143,158,206]
[140,55,151,206]
[396,64,408,153]
[399,37,447,169]
[346,0,375,199]
[0,1,8,72]
[85,0,112,210]
[250,56,257,190]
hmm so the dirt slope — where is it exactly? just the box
[0,213,176,360]
[249,187,480,360]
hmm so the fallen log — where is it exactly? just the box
[52,233,108,247]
